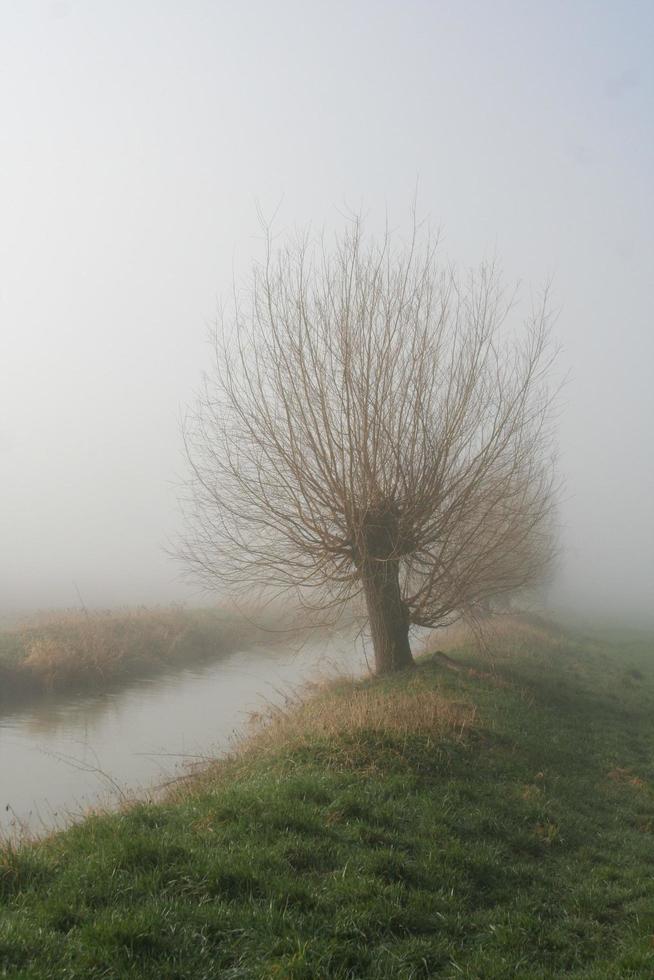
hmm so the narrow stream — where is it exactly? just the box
[0,629,368,839]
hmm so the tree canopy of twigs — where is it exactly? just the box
[179,217,558,674]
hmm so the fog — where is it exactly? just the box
[1,1,652,623]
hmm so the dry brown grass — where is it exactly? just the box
[171,618,570,800]
[607,768,648,790]
[167,674,475,800]
[167,674,476,802]
[0,605,275,696]
[247,678,474,753]
[18,609,190,689]
[419,612,566,662]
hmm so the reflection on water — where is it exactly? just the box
[0,629,367,839]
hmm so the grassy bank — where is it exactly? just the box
[0,606,279,701]
[2,619,654,977]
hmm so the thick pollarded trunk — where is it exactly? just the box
[362,557,414,674]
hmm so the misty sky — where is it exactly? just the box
[1,1,652,619]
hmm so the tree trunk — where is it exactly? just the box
[362,557,414,674]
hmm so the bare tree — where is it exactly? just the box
[179,217,558,674]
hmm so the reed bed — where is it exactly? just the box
[0,605,275,698]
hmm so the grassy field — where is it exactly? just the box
[0,606,286,701]
[1,617,654,978]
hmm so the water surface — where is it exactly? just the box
[0,629,367,838]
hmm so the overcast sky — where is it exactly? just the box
[1,0,652,619]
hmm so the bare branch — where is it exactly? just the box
[177,216,559,673]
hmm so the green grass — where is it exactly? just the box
[2,619,654,978]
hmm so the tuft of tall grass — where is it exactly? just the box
[0,605,275,698]
[420,611,567,661]
[19,608,191,688]
[245,677,474,755]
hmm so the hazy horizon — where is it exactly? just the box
[1,1,652,624]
